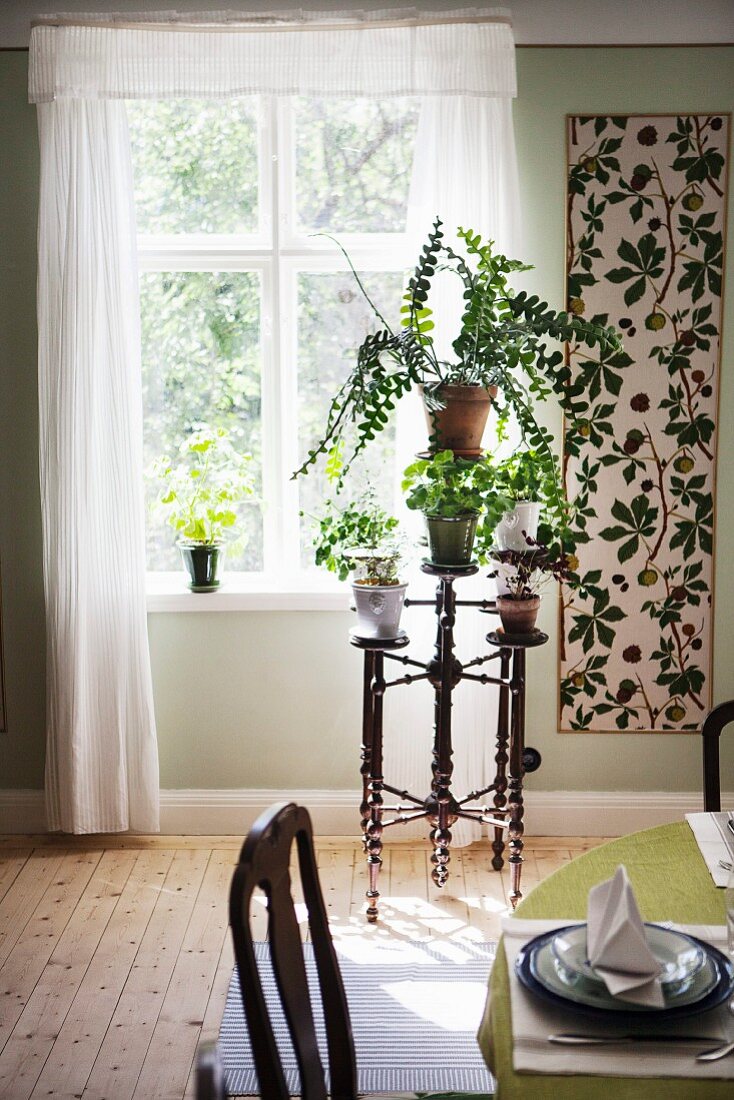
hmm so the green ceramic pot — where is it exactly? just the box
[425,513,479,566]
[178,542,223,592]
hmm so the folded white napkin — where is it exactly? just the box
[586,865,664,1006]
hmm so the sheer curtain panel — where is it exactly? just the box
[36,100,159,832]
[29,7,517,836]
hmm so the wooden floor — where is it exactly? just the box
[0,833,609,1099]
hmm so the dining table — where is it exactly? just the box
[477,820,730,1098]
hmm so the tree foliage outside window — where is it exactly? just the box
[294,97,418,233]
[138,270,263,571]
[128,95,419,576]
[128,97,259,235]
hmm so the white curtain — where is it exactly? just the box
[30,7,517,836]
[385,96,520,845]
[36,99,159,832]
[29,9,515,101]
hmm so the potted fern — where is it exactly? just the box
[151,427,254,591]
[293,218,622,523]
[307,490,407,639]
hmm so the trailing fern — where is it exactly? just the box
[292,219,622,513]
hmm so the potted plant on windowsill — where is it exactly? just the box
[293,218,622,522]
[490,539,571,635]
[307,490,408,640]
[402,449,495,567]
[151,426,254,592]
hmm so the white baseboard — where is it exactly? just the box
[1,787,732,836]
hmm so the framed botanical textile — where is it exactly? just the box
[561,114,729,732]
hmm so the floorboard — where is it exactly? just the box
[0,832,609,1098]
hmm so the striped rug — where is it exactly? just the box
[219,939,496,1096]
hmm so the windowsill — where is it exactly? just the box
[146,572,352,612]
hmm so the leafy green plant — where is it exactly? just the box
[293,218,622,519]
[401,450,495,518]
[490,540,571,601]
[150,426,254,546]
[483,449,563,530]
[306,490,402,584]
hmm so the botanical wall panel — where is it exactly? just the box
[561,113,728,731]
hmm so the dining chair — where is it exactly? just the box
[228,801,358,1100]
[702,699,734,811]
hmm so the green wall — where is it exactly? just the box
[1,47,732,796]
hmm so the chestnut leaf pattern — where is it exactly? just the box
[561,115,726,732]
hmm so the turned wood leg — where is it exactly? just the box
[431,578,456,889]
[365,651,385,922]
[507,649,526,909]
[492,647,511,871]
[360,650,375,849]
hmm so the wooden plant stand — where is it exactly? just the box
[350,562,547,922]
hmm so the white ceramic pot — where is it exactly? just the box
[495,501,541,552]
[351,582,407,640]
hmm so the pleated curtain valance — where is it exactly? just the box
[28,7,516,102]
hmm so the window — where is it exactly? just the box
[128,95,419,582]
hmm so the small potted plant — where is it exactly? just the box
[151,426,254,591]
[486,450,556,550]
[473,448,569,565]
[402,450,494,566]
[308,490,408,639]
[490,538,570,635]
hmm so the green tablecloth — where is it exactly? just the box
[477,821,729,1099]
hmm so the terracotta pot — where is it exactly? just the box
[497,595,541,635]
[421,384,497,457]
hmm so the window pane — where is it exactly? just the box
[140,271,263,571]
[294,98,419,234]
[128,99,259,234]
[297,271,405,568]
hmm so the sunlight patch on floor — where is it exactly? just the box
[382,979,489,1030]
[461,892,508,914]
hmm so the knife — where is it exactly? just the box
[713,812,734,860]
[549,1033,721,1045]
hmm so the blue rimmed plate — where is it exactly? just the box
[550,923,708,995]
[515,925,734,1021]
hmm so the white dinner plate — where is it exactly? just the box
[531,940,719,1011]
[550,923,707,994]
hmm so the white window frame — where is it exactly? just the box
[139,94,414,611]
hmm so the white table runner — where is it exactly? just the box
[500,917,734,1080]
[686,812,734,887]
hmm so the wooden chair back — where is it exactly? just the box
[702,700,734,811]
[229,802,357,1100]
